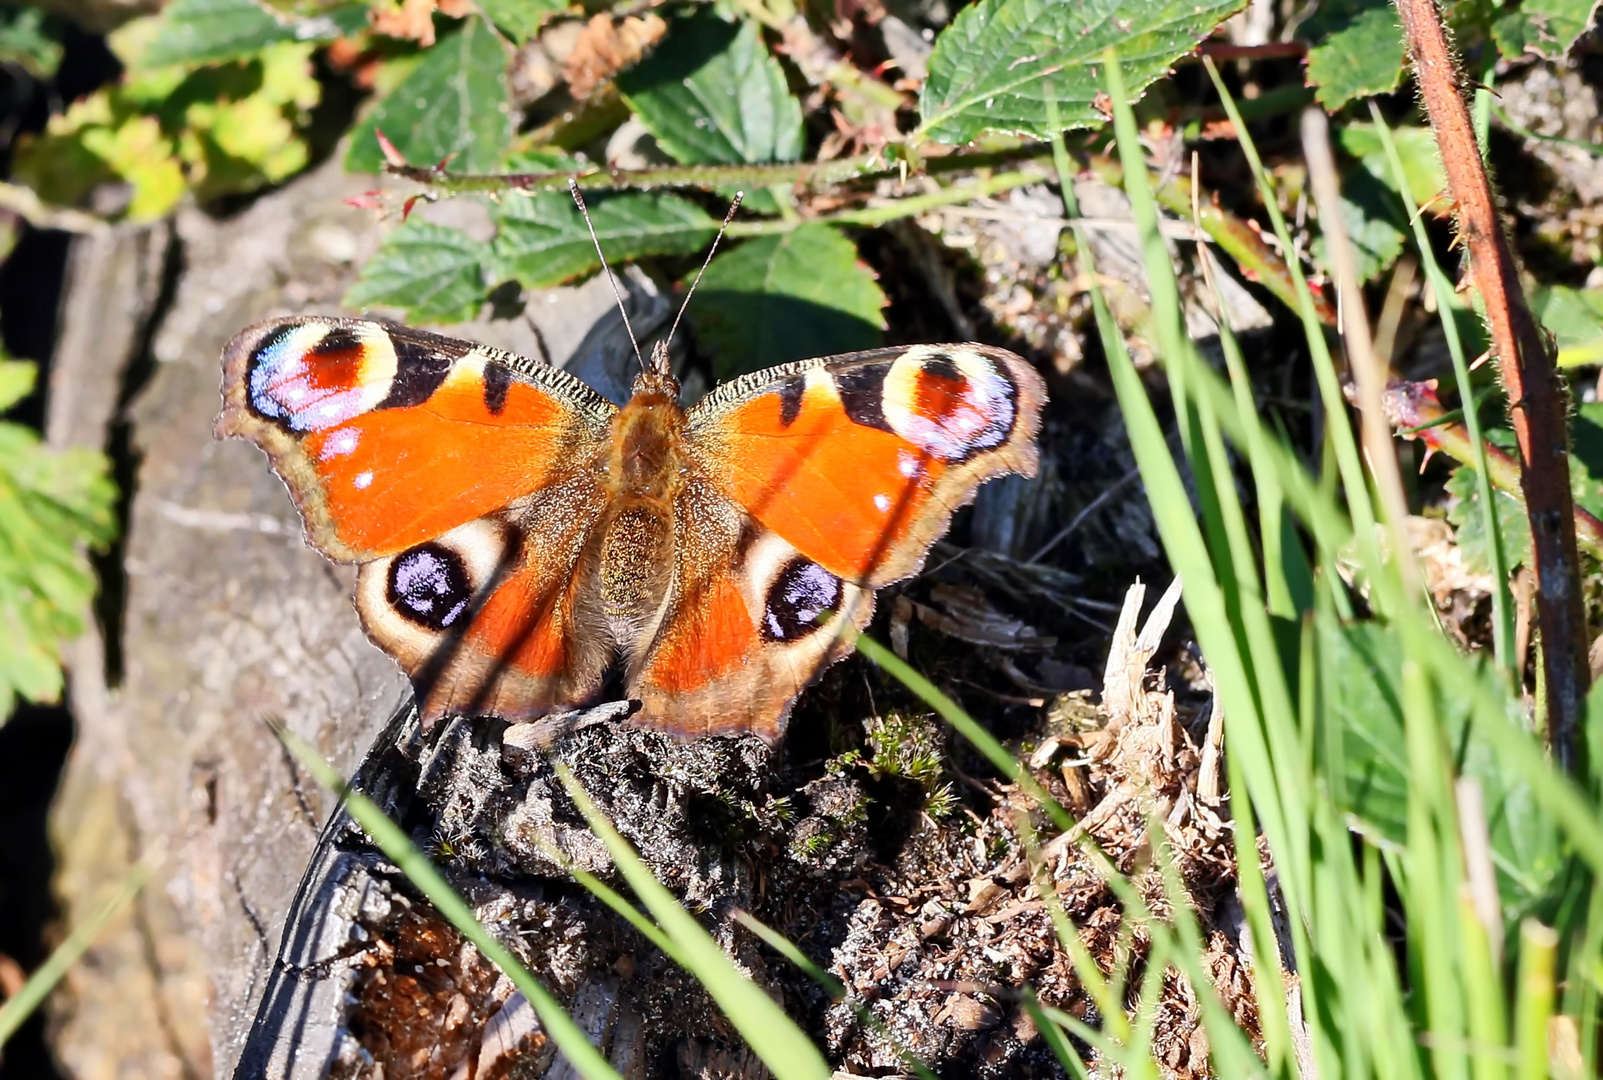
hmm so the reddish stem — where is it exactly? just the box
[1396,0,1589,770]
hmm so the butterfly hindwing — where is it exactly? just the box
[625,475,871,742]
[216,316,614,562]
[684,344,1045,586]
[353,471,613,725]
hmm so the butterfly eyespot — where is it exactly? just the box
[762,557,842,642]
[387,542,473,630]
[882,349,1018,463]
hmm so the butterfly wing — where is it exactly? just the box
[623,476,872,742]
[217,316,615,561]
[624,344,1043,743]
[217,316,616,725]
[684,344,1045,586]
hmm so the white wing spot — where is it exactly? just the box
[873,493,891,512]
[321,428,360,459]
[354,471,374,489]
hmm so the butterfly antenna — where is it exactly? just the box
[664,191,743,359]
[569,179,644,371]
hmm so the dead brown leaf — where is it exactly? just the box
[563,13,667,101]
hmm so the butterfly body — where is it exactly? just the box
[218,316,1045,743]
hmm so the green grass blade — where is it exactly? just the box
[277,726,626,1080]
[1201,57,1391,613]
[554,765,832,1080]
[0,861,148,1048]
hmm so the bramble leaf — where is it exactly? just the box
[491,191,718,289]
[346,17,512,174]
[616,10,804,165]
[478,0,569,44]
[691,224,886,377]
[345,220,489,323]
[1534,285,1603,368]
[141,0,365,68]
[916,0,1247,145]
[1446,459,1531,576]
[1493,0,1598,60]
[0,7,64,78]
[1299,0,1406,111]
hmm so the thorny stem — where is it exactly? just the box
[1396,0,1590,772]
[1380,380,1603,562]
[382,144,1325,332]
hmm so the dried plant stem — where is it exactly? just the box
[1396,0,1589,769]
[1302,106,1417,594]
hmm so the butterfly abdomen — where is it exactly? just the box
[595,381,690,647]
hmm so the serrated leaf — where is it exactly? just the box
[490,191,718,289]
[1319,614,1564,920]
[915,0,1247,145]
[478,0,569,44]
[140,0,364,68]
[1493,0,1599,60]
[345,220,489,322]
[616,10,803,165]
[691,224,885,378]
[1299,0,1406,111]
[1315,123,1446,282]
[1339,122,1446,211]
[347,17,512,174]
[1534,285,1603,367]
[1446,461,1531,575]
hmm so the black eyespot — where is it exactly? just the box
[483,361,512,415]
[835,364,894,432]
[762,558,843,642]
[387,543,472,630]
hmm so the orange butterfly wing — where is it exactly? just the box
[217,317,614,561]
[685,344,1045,586]
[217,317,615,725]
[622,477,873,742]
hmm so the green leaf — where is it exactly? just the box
[1492,0,1599,60]
[346,17,512,174]
[0,391,117,720]
[1534,285,1603,367]
[1299,0,1406,111]
[691,224,886,377]
[1446,460,1532,575]
[1315,123,1447,282]
[1319,615,1565,920]
[1316,164,1406,284]
[140,0,364,68]
[0,360,37,413]
[345,220,489,323]
[0,7,63,78]
[616,10,804,165]
[490,190,718,289]
[915,0,1248,145]
[1339,122,1446,211]
[477,0,568,44]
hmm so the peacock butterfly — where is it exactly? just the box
[216,312,1045,743]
